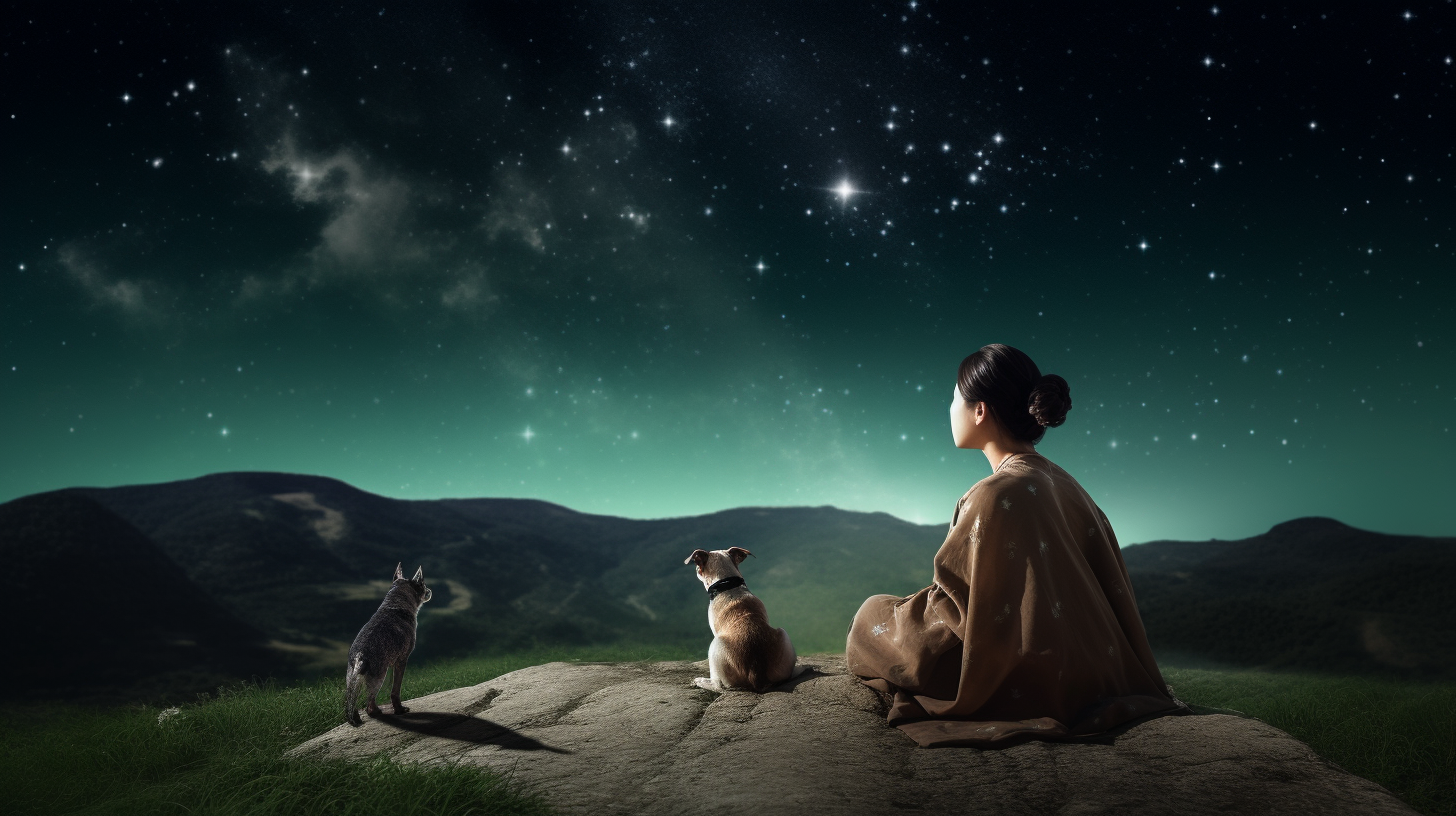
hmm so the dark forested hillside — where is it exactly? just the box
[1124,517,1456,678]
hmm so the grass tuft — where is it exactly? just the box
[1164,666,1456,816]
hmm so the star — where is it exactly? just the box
[833,179,859,202]
[1139,240,1149,251]
[662,115,674,127]
[521,426,535,442]
[755,259,768,273]
[992,133,1004,144]
[1203,56,1214,67]
[1211,161,1222,171]
[121,93,132,103]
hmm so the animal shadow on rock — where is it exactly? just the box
[369,710,571,753]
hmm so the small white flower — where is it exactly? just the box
[1027,484,1037,495]
[871,623,889,636]
[157,707,182,725]
[1000,497,1013,510]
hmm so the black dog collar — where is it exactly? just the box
[706,576,746,600]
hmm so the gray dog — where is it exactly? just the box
[344,562,432,726]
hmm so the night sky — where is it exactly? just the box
[3,2,1453,544]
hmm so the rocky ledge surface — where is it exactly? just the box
[289,654,1415,815]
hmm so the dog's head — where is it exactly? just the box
[392,562,433,605]
[684,547,752,588]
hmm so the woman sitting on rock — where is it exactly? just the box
[847,344,1186,746]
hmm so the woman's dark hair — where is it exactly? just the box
[956,344,1072,445]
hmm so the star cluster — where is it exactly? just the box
[1,2,1452,542]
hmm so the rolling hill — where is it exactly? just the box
[1123,516,1456,678]
[3,471,1452,700]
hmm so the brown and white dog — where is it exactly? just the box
[685,547,803,692]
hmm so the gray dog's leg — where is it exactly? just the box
[363,669,387,717]
[390,659,410,714]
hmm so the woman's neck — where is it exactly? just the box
[982,437,1036,472]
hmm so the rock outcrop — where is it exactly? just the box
[290,654,1416,815]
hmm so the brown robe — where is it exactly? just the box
[847,452,1186,747]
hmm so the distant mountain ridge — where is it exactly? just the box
[1123,516,1456,677]
[3,471,1452,700]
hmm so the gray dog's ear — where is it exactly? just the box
[411,566,424,583]
[685,549,710,567]
[394,562,406,580]
[727,547,753,565]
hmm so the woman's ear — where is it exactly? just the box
[973,401,987,425]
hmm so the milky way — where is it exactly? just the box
[3,3,1452,542]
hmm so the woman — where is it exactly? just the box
[846,344,1185,747]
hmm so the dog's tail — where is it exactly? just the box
[347,652,369,680]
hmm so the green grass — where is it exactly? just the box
[1163,666,1456,816]
[2,647,1450,815]
[0,644,698,816]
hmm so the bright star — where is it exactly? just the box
[886,121,896,131]
[522,426,535,442]
[968,172,979,183]
[1203,56,1214,67]
[1139,240,1150,251]
[1212,161,1222,171]
[833,179,858,201]
[663,115,674,127]
[755,259,768,273]
[992,133,1003,144]
[561,143,571,154]
[121,93,131,103]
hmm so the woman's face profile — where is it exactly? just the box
[950,385,980,449]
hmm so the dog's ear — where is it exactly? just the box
[411,565,424,583]
[684,549,710,567]
[394,562,406,581]
[727,547,753,565]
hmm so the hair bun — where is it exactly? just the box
[1027,374,1071,428]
